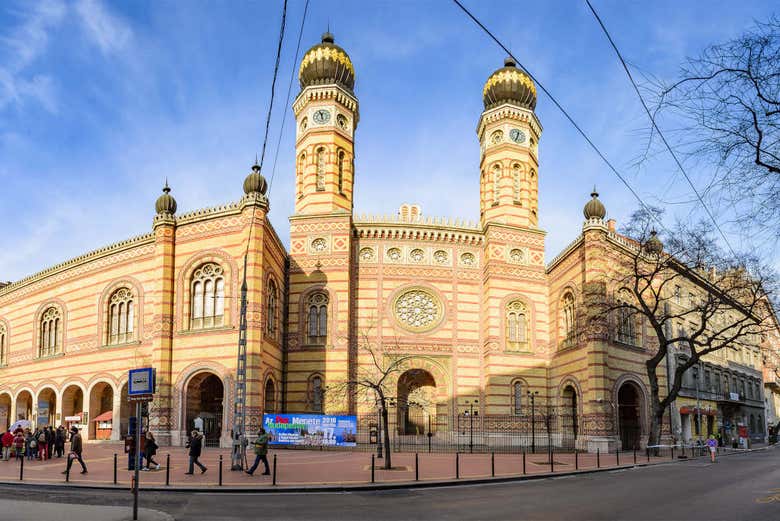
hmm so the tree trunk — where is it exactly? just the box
[381,404,391,469]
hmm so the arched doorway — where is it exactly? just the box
[396,369,436,435]
[89,382,114,440]
[561,385,578,447]
[185,372,224,448]
[15,390,32,422]
[264,379,276,413]
[36,388,57,428]
[0,393,11,431]
[62,385,84,428]
[617,382,642,450]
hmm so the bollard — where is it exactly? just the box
[219,455,223,486]
[671,446,675,460]
[272,454,277,486]
[165,454,170,486]
[633,448,637,465]
[19,455,23,481]
[616,449,620,466]
[491,452,495,477]
[455,452,460,479]
[646,447,650,463]
[549,447,554,473]
[597,448,600,468]
[575,450,579,470]
[371,454,375,483]
[415,453,419,481]
[66,459,70,482]
[522,450,526,475]
[114,453,118,484]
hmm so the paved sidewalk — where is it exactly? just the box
[0,499,173,521]
[0,442,745,489]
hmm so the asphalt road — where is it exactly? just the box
[2,448,779,521]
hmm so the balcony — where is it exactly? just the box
[763,368,779,389]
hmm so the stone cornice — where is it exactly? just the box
[482,221,547,238]
[354,215,483,245]
[476,103,543,139]
[176,200,243,225]
[292,84,359,121]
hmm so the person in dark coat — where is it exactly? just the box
[184,430,206,474]
[246,427,270,476]
[143,431,160,470]
[54,426,66,458]
[45,426,54,459]
[62,426,87,474]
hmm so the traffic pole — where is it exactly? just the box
[133,400,141,521]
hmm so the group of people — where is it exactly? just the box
[1,424,87,474]
[183,427,270,477]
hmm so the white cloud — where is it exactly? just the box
[75,0,132,55]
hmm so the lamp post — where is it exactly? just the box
[465,399,478,453]
[528,391,539,454]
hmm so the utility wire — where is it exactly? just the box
[584,0,738,258]
[268,0,311,196]
[257,0,289,172]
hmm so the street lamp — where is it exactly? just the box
[464,399,479,453]
[528,390,539,454]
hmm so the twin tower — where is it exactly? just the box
[291,32,542,229]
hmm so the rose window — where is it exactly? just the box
[509,248,525,263]
[461,252,476,266]
[387,248,402,261]
[394,289,441,332]
[311,238,327,252]
[410,249,424,262]
[359,247,374,261]
[434,250,448,264]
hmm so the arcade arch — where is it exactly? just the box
[184,371,224,448]
[36,387,57,427]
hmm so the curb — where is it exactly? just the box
[0,445,771,494]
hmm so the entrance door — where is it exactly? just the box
[617,383,641,450]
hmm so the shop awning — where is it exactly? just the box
[680,406,716,416]
[92,411,112,423]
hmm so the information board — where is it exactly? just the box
[263,413,357,447]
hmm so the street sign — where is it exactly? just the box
[127,394,154,402]
[128,368,156,396]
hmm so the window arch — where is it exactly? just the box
[306,292,329,345]
[512,380,523,415]
[0,322,6,366]
[107,287,134,345]
[38,306,62,358]
[191,263,225,329]
[316,147,326,192]
[337,149,345,194]
[506,300,528,347]
[297,152,306,198]
[561,291,576,345]
[615,289,637,345]
[512,163,521,201]
[309,374,324,413]
[266,278,278,338]
[264,378,276,413]
[492,164,501,204]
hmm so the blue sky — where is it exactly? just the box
[0,0,777,282]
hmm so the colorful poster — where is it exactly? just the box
[37,400,50,427]
[263,414,357,447]
[0,405,7,431]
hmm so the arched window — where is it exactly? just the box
[38,306,62,358]
[512,381,523,415]
[492,164,501,204]
[337,149,345,194]
[306,292,329,345]
[264,378,276,413]
[561,292,575,345]
[297,152,305,198]
[316,147,326,191]
[107,288,134,345]
[512,163,521,201]
[616,290,636,345]
[506,300,528,347]
[0,322,6,365]
[266,279,278,338]
[191,263,225,329]
[310,375,324,413]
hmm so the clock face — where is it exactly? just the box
[509,128,526,143]
[313,109,331,124]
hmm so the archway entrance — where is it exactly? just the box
[15,390,32,422]
[89,383,114,440]
[396,369,436,435]
[617,382,642,450]
[62,385,84,429]
[36,388,57,428]
[0,393,11,431]
[561,385,578,442]
[185,372,224,447]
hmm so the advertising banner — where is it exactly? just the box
[37,400,50,428]
[263,414,357,447]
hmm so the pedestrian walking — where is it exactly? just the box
[13,431,25,462]
[62,426,87,475]
[54,426,65,458]
[707,435,718,463]
[184,430,207,474]
[143,431,160,470]
[1,430,13,461]
[246,427,270,476]
[36,428,47,461]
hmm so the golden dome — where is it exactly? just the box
[483,57,536,110]
[583,189,606,220]
[299,32,355,91]
[155,181,177,215]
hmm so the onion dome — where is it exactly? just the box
[483,57,537,110]
[155,181,177,215]
[645,229,663,255]
[583,188,606,220]
[243,162,268,195]
[299,32,355,91]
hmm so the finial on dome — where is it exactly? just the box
[155,180,177,215]
[504,56,516,67]
[321,31,334,44]
[583,187,606,220]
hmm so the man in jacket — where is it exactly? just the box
[1,430,13,461]
[246,427,270,476]
[184,430,207,474]
[62,426,87,475]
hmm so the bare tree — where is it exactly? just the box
[648,17,780,242]
[589,208,778,450]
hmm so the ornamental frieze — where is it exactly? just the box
[290,221,349,233]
